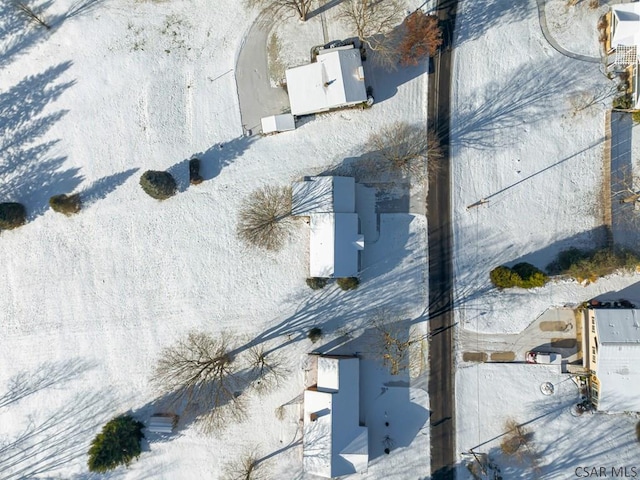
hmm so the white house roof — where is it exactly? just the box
[594,309,640,343]
[594,309,640,412]
[595,344,640,412]
[285,47,367,116]
[303,356,368,478]
[309,213,363,278]
[260,113,295,134]
[147,415,175,434]
[292,176,356,215]
[292,176,363,278]
[612,4,640,49]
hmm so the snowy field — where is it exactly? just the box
[452,0,640,335]
[0,0,430,478]
[452,0,640,477]
[456,363,640,480]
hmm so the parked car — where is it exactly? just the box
[526,351,560,364]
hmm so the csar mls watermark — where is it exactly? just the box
[575,467,638,478]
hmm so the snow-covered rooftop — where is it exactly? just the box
[596,343,640,412]
[285,47,367,116]
[594,309,640,412]
[612,4,640,50]
[292,176,356,215]
[293,177,363,278]
[303,356,368,478]
[594,309,640,344]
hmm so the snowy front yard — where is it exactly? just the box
[452,0,640,476]
[0,0,431,478]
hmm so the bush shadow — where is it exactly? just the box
[505,227,611,275]
[169,136,257,192]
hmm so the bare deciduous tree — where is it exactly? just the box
[152,332,245,433]
[500,419,539,471]
[612,164,640,205]
[339,0,404,69]
[237,185,293,251]
[247,344,288,393]
[247,0,313,21]
[15,1,51,29]
[569,84,617,116]
[372,318,423,376]
[223,448,270,480]
[370,121,443,180]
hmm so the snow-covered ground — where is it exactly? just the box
[452,0,640,335]
[0,0,430,478]
[456,363,640,480]
[453,0,640,477]
[546,0,608,58]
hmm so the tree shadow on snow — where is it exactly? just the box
[0,357,96,409]
[450,59,589,151]
[0,61,82,221]
[0,389,112,480]
[0,0,58,69]
[449,0,533,47]
[80,168,140,207]
[168,135,256,192]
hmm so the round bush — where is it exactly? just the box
[308,327,322,343]
[490,263,548,289]
[139,170,177,200]
[511,262,548,288]
[189,158,203,185]
[49,193,81,216]
[306,277,328,290]
[88,415,144,473]
[0,202,27,230]
[337,277,360,291]
[489,266,515,288]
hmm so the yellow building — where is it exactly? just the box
[584,308,640,411]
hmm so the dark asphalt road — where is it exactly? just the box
[427,2,457,479]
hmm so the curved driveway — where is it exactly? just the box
[235,11,290,135]
[536,0,600,63]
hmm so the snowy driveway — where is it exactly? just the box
[459,308,579,364]
[235,12,290,135]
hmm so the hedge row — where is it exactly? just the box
[489,263,548,289]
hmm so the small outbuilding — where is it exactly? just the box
[260,113,295,134]
[285,46,368,116]
[147,414,177,434]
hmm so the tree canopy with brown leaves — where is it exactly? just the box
[399,11,443,66]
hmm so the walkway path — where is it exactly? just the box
[535,0,601,63]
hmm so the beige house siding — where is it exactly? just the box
[584,309,601,407]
